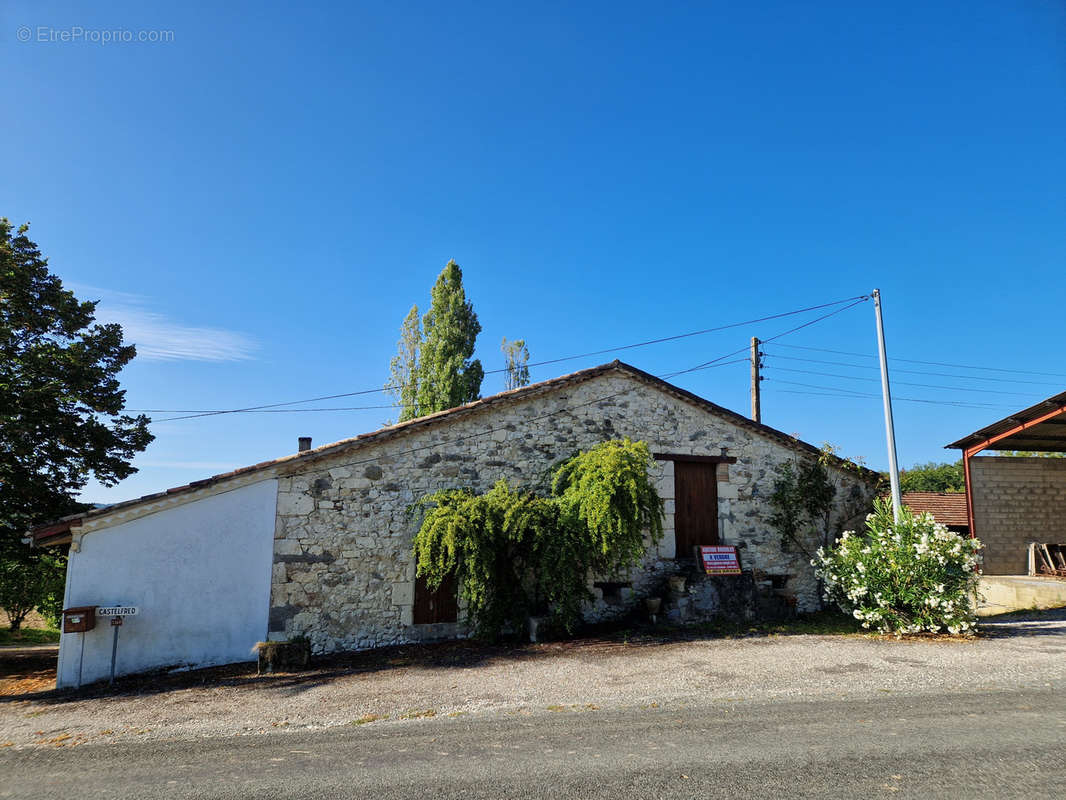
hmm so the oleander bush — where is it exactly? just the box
[812,497,982,635]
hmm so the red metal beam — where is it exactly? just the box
[961,400,1066,541]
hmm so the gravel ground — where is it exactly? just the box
[2,610,1064,751]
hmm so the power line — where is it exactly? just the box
[765,378,1017,410]
[776,390,1014,409]
[279,319,857,471]
[145,297,868,421]
[139,357,754,421]
[769,342,1066,379]
[761,352,1062,387]
[763,365,1041,397]
[666,296,869,378]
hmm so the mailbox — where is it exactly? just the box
[62,606,97,633]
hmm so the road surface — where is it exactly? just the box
[4,685,1064,799]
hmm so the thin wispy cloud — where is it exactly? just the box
[69,283,258,363]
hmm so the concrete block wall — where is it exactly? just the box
[970,456,1066,575]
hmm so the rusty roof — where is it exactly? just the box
[31,360,880,544]
[901,492,969,527]
[945,390,1066,453]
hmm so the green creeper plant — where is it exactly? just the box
[412,439,663,640]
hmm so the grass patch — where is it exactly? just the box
[0,627,60,646]
[685,610,864,639]
[546,703,600,713]
[399,709,436,720]
[351,713,387,725]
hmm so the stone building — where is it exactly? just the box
[35,361,879,687]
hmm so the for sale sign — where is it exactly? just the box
[699,546,741,575]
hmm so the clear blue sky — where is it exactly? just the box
[3,1,1064,503]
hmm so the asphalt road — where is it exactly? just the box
[4,686,1064,799]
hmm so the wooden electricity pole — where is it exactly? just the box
[750,336,762,423]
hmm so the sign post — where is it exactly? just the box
[698,545,742,575]
[96,607,138,687]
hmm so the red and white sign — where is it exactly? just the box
[699,545,741,575]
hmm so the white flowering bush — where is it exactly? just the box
[812,498,982,635]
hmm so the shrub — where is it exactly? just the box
[812,498,982,635]
[412,439,663,639]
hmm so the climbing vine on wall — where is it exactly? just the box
[769,442,875,559]
[411,439,664,640]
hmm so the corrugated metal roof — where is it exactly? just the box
[945,390,1066,453]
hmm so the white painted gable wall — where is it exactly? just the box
[56,479,278,688]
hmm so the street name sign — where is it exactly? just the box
[96,606,138,617]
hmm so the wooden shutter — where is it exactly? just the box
[673,461,720,560]
[413,571,458,624]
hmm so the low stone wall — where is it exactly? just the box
[268,371,878,654]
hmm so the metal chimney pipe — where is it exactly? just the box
[298,437,312,453]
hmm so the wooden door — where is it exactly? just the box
[673,461,720,560]
[413,571,458,624]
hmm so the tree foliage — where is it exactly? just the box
[1,219,152,627]
[991,450,1065,458]
[387,305,422,422]
[415,260,484,415]
[501,337,530,390]
[899,461,965,493]
[412,439,663,639]
[387,260,485,420]
[0,551,65,631]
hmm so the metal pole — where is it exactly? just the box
[109,623,120,686]
[750,337,762,423]
[76,631,85,690]
[872,289,902,520]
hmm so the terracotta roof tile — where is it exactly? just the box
[901,492,969,527]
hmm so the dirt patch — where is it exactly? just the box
[0,650,57,697]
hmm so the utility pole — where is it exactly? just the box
[750,336,762,423]
[872,289,902,520]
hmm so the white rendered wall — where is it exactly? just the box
[57,479,278,688]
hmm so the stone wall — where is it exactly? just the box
[268,371,878,653]
[970,456,1066,575]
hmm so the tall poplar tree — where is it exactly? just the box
[501,337,530,390]
[386,305,422,422]
[415,260,483,414]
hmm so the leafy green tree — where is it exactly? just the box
[415,260,483,414]
[0,219,153,628]
[0,551,64,631]
[899,461,965,493]
[386,305,422,422]
[501,337,530,390]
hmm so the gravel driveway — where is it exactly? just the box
[2,611,1064,751]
